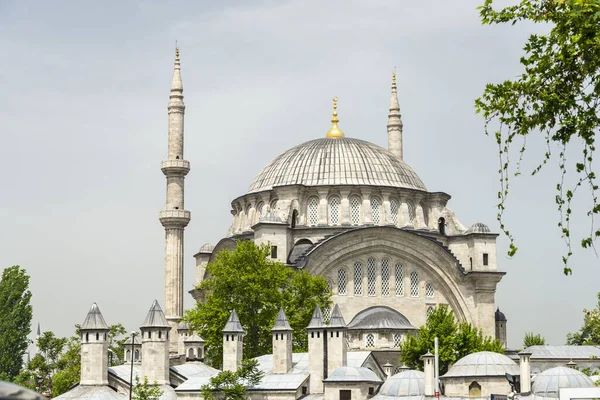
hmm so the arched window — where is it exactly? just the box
[407,201,415,224]
[134,349,140,361]
[469,382,482,398]
[395,263,404,296]
[410,271,419,297]
[338,269,347,295]
[393,334,402,347]
[367,258,376,296]
[370,197,381,225]
[354,261,363,295]
[426,282,434,298]
[365,334,375,348]
[126,349,131,361]
[307,197,319,226]
[270,199,278,211]
[188,348,194,359]
[438,217,446,235]
[256,202,264,220]
[427,306,435,318]
[350,196,361,225]
[198,348,203,358]
[291,210,298,229]
[381,259,390,296]
[390,198,399,225]
[329,196,340,226]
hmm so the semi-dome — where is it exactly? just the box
[443,351,519,378]
[347,306,417,331]
[532,367,594,399]
[377,370,424,398]
[247,138,427,194]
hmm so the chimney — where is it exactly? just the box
[80,303,110,385]
[222,310,245,372]
[421,352,435,397]
[519,351,532,395]
[326,304,347,375]
[140,300,171,385]
[307,305,326,394]
[272,308,293,374]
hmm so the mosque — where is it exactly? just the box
[50,49,600,400]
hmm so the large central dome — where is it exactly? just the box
[248,138,427,194]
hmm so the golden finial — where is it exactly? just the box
[176,47,180,58]
[392,70,396,85]
[326,96,345,139]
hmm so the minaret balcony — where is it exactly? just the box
[161,159,190,176]
[159,210,191,228]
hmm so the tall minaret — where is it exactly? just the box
[387,71,404,160]
[159,46,191,352]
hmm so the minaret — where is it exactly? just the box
[159,46,191,353]
[222,310,245,372]
[80,303,110,385]
[387,71,404,160]
[272,308,293,374]
[140,300,171,385]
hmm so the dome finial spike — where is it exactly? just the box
[326,96,344,139]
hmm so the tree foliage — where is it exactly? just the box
[567,291,600,345]
[523,332,547,347]
[0,266,33,381]
[184,240,331,367]
[476,0,600,274]
[400,305,504,375]
[132,376,164,400]
[201,358,264,400]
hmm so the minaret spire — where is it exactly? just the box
[387,70,404,159]
[159,46,190,353]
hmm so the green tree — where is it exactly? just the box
[201,358,264,400]
[0,265,33,381]
[132,376,164,400]
[184,240,331,367]
[523,332,547,347]
[52,336,81,397]
[28,331,67,395]
[400,305,504,375]
[475,0,600,274]
[567,292,600,345]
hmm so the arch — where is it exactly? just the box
[350,196,361,225]
[307,196,319,227]
[469,381,481,398]
[291,209,298,229]
[188,348,194,359]
[370,197,381,225]
[438,217,446,235]
[126,349,131,361]
[134,349,140,361]
[329,196,341,226]
[198,347,203,358]
[270,199,278,211]
[338,268,347,295]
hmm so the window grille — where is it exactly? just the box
[256,202,264,219]
[393,334,402,347]
[390,198,399,225]
[365,334,375,348]
[307,197,319,226]
[394,367,402,374]
[410,271,419,297]
[354,262,363,295]
[395,263,404,296]
[338,269,347,295]
[350,197,361,225]
[329,197,340,225]
[323,306,331,323]
[367,258,376,296]
[371,197,381,225]
[407,201,415,224]
[381,259,390,296]
[427,306,434,318]
[426,282,434,298]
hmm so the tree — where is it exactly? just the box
[0,265,33,381]
[475,0,600,275]
[27,331,67,395]
[400,305,504,375]
[567,291,600,345]
[523,332,547,347]
[52,336,80,397]
[184,240,331,367]
[201,358,264,400]
[132,376,164,400]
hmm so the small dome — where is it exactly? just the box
[465,222,491,234]
[347,306,416,331]
[495,308,507,322]
[324,366,382,383]
[184,332,205,343]
[532,367,595,399]
[443,351,519,378]
[378,370,424,397]
[178,321,191,330]
[199,243,214,253]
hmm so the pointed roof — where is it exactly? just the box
[81,303,109,330]
[171,46,183,92]
[222,309,245,333]
[140,300,170,328]
[387,70,404,160]
[272,308,292,332]
[184,332,205,344]
[307,305,325,330]
[328,304,347,329]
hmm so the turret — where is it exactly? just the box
[80,303,110,385]
[387,71,403,160]
[307,305,326,394]
[140,300,171,385]
[184,332,205,361]
[495,307,507,348]
[326,304,347,375]
[222,310,245,372]
[177,321,190,356]
[123,335,142,364]
[272,308,293,374]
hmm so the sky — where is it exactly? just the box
[0,0,598,350]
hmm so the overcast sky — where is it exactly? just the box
[1,0,598,349]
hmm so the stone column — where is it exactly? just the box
[318,190,329,226]
[399,194,411,227]
[340,189,350,226]
[382,190,393,226]
[362,189,372,225]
